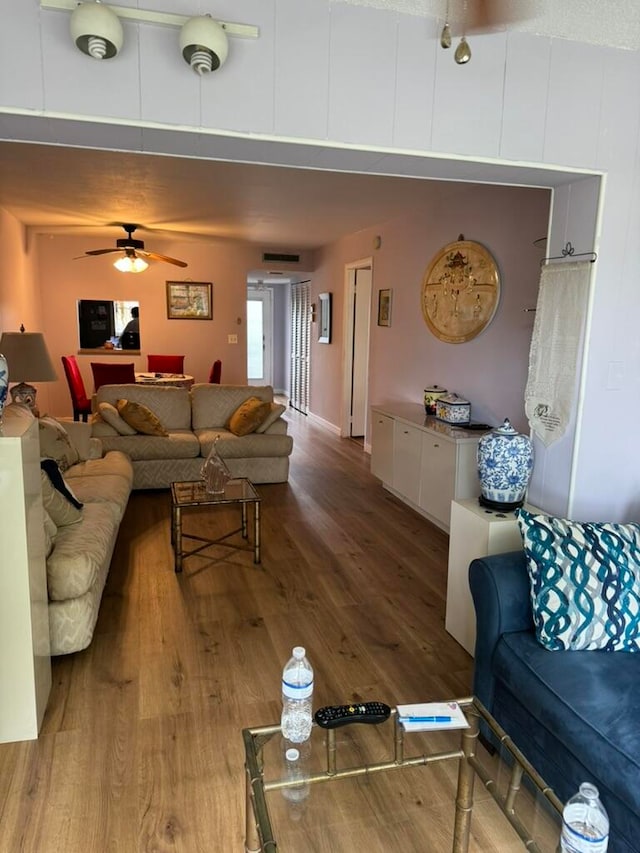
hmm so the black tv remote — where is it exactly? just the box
[314,702,391,729]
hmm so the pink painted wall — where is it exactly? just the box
[34,233,314,417]
[310,183,551,436]
[0,209,55,414]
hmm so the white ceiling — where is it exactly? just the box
[338,0,640,50]
[0,140,491,251]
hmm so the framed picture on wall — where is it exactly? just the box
[378,288,392,327]
[318,292,332,343]
[166,282,212,320]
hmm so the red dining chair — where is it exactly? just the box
[61,355,92,421]
[208,359,222,384]
[91,362,136,391]
[147,354,185,374]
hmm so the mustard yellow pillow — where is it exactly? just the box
[116,399,168,436]
[228,397,271,436]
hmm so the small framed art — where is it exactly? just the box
[318,292,332,343]
[377,288,392,327]
[166,282,212,320]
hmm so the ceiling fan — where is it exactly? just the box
[439,0,539,63]
[75,224,188,272]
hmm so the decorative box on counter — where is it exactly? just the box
[436,393,471,424]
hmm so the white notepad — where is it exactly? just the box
[396,701,469,732]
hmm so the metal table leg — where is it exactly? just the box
[254,500,261,563]
[174,505,183,573]
[452,710,479,852]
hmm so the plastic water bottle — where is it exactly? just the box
[281,747,310,803]
[281,646,313,743]
[560,783,609,853]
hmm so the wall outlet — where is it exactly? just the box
[228,334,238,344]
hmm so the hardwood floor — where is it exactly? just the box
[0,409,479,851]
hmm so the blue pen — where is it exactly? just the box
[400,715,452,723]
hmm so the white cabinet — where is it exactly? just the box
[370,411,393,484]
[419,434,455,524]
[446,499,530,656]
[0,415,52,742]
[370,403,483,531]
[393,421,422,505]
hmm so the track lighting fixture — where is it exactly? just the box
[180,16,228,75]
[41,1,258,72]
[70,0,123,60]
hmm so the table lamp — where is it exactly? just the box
[0,325,57,416]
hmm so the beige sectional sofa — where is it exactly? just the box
[92,383,293,489]
[50,441,133,654]
[5,403,134,656]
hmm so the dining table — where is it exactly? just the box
[135,372,195,389]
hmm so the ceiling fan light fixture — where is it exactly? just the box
[114,255,148,273]
[70,1,124,60]
[180,16,228,75]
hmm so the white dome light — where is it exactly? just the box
[179,16,228,75]
[70,1,124,60]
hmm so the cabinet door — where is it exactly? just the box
[419,436,456,526]
[393,422,422,505]
[370,411,394,485]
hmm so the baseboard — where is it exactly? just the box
[307,410,341,435]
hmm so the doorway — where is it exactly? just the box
[247,288,273,386]
[342,259,372,439]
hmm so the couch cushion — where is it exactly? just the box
[41,458,83,509]
[38,416,81,471]
[96,384,192,430]
[256,402,286,433]
[493,630,640,826]
[65,450,133,484]
[43,510,57,558]
[98,401,137,435]
[517,509,640,651]
[97,430,200,461]
[41,471,83,527]
[116,399,168,436]
[191,384,274,430]
[63,475,131,522]
[196,428,293,459]
[227,396,271,436]
[47,501,118,601]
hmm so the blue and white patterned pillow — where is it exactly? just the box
[516,509,640,652]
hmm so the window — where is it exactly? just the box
[77,300,140,350]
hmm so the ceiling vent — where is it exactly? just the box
[262,251,300,264]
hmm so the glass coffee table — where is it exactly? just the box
[243,696,563,853]
[170,478,261,572]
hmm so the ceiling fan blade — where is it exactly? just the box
[75,248,123,258]
[466,0,539,31]
[146,251,188,267]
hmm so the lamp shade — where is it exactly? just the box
[0,330,57,382]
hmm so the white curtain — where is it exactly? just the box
[525,261,591,446]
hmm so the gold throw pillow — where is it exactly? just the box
[228,397,271,436]
[116,399,168,436]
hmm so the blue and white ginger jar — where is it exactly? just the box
[0,353,8,422]
[477,418,534,511]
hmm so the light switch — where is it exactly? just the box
[228,334,238,344]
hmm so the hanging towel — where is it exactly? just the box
[525,261,591,446]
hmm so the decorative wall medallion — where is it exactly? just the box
[421,239,500,343]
